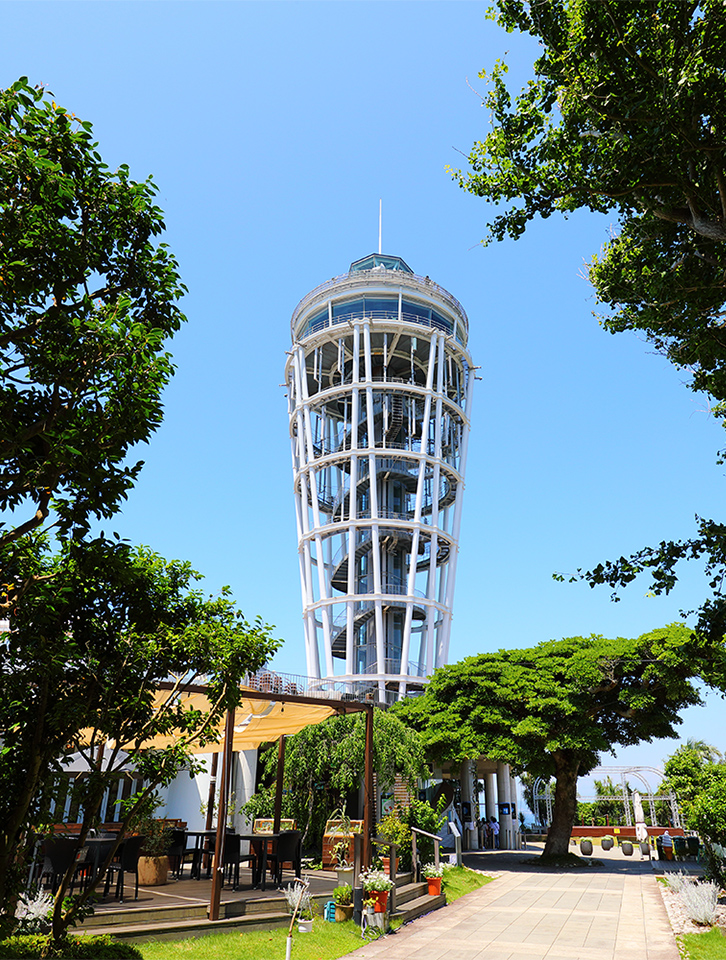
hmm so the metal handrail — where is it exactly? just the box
[410,827,442,878]
[290,271,469,334]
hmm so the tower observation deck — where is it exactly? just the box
[285,254,474,703]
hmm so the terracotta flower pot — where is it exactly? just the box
[427,876,442,895]
[137,855,169,886]
[381,856,399,874]
[371,889,389,913]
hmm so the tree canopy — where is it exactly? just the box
[456,0,726,400]
[397,626,710,856]
[0,77,186,560]
[241,709,428,852]
[0,535,279,940]
[0,78,280,948]
[454,2,726,638]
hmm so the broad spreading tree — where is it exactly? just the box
[397,626,714,857]
[454,1,726,639]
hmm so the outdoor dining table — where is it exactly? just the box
[236,832,280,891]
[80,836,123,886]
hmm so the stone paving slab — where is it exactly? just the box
[342,848,680,960]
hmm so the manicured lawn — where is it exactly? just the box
[679,929,726,959]
[442,865,493,902]
[139,920,363,960]
[137,868,494,960]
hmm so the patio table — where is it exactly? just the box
[236,832,280,891]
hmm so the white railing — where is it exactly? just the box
[290,272,469,336]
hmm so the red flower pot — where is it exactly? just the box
[427,876,442,895]
[372,889,389,913]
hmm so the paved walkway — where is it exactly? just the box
[343,846,680,960]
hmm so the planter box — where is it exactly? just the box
[137,856,169,886]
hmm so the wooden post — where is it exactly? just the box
[209,707,235,921]
[273,735,285,833]
[363,705,374,867]
[203,752,219,871]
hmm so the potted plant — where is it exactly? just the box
[333,839,354,886]
[297,902,314,933]
[601,835,614,851]
[333,883,354,922]
[284,883,314,932]
[377,812,411,874]
[328,806,359,883]
[580,838,593,856]
[360,868,393,913]
[422,862,444,896]
[132,794,172,886]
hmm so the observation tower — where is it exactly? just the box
[285,253,474,703]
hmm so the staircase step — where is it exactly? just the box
[81,911,290,943]
[393,881,429,906]
[392,892,446,924]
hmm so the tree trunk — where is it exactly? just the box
[542,751,580,857]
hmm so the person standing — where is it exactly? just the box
[490,816,500,849]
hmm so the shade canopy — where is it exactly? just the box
[143,687,338,753]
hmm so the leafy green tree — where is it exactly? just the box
[691,778,726,886]
[453,2,726,641]
[241,710,428,853]
[0,77,185,563]
[660,741,726,829]
[0,535,279,944]
[397,626,709,857]
[456,0,726,392]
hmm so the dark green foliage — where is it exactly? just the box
[242,710,427,852]
[399,799,446,867]
[0,78,186,556]
[456,0,726,392]
[661,742,726,829]
[399,626,704,855]
[453,4,726,645]
[0,934,142,958]
[0,536,279,940]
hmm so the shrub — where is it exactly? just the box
[0,934,142,958]
[399,798,446,867]
[332,884,352,905]
[377,813,412,869]
[679,880,719,926]
[664,870,690,894]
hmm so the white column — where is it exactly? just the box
[497,762,513,850]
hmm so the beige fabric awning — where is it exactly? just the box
[144,687,337,753]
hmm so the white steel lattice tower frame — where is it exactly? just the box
[285,254,474,702]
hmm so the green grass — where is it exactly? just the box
[442,866,493,903]
[139,920,364,960]
[136,867,494,960]
[679,929,726,959]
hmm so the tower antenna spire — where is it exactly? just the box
[378,199,382,255]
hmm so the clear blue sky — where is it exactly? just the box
[4,0,725,781]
